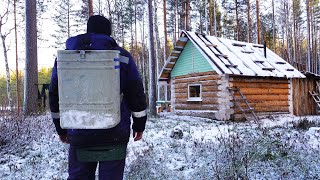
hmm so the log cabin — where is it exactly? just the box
[158,31,306,120]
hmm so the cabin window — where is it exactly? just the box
[187,84,202,101]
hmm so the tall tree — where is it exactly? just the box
[153,0,162,100]
[24,0,38,115]
[247,0,251,42]
[52,0,73,48]
[163,0,169,59]
[209,0,213,35]
[256,0,261,44]
[14,0,20,113]
[148,0,156,116]
[272,0,275,51]
[306,0,311,71]
[213,0,218,36]
[186,0,190,30]
[0,0,14,110]
[89,0,93,16]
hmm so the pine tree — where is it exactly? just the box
[52,0,74,48]
[24,0,39,115]
[148,0,157,116]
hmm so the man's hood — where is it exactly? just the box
[65,33,118,50]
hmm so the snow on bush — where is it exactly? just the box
[0,113,320,179]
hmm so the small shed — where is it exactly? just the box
[292,72,320,116]
[158,31,305,120]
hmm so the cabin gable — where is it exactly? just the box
[171,41,214,77]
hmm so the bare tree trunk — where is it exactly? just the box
[14,0,20,113]
[0,35,12,110]
[247,0,251,42]
[181,0,185,30]
[24,0,39,115]
[153,0,160,101]
[98,0,101,14]
[163,0,168,59]
[148,0,157,116]
[256,0,261,44]
[174,0,177,42]
[141,14,147,91]
[292,0,297,68]
[186,0,190,31]
[0,0,13,111]
[89,0,93,16]
[205,0,208,34]
[68,0,70,38]
[306,0,311,72]
[106,0,112,20]
[235,0,239,41]
[135,0,139,68]
[272,0,276,52]
[285,2,291,64]
[213,0,217,36]
[281,2,285,60]
[131,18,134,55]
[311,1,316,73]
[209,0,213,35]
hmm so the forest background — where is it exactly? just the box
[0,0,319,113]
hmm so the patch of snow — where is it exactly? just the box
[1,113,320,179]
[60,110,120,129]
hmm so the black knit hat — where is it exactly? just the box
[87,15,112,36]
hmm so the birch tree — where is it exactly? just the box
[14,0,20,113]
[0,0,14,110]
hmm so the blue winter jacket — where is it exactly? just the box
[49,33,147,147]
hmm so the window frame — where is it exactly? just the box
[187,84,202,102]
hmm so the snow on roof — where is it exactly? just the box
[159,31,305,81]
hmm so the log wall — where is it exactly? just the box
[172,71,220,111]
[292,75,318,116]
[229,77,290,118]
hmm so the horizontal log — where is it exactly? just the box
[174,104,219,111]
[175,93,188,99]
[174,71,217,79]
[233,101,289,108]
[244,94,289,101]
[234,106,289,113]
[174,80,220,86]
[230,82,289,89]
[230,77,289,84]
[202,92,220,98]
[238,88,289,95]
[202,86,219,92]
[174,82,219,89]
[174,75,221,83]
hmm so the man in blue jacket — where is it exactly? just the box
[49,15,147,180]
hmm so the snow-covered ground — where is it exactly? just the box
[0,113,320,179]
